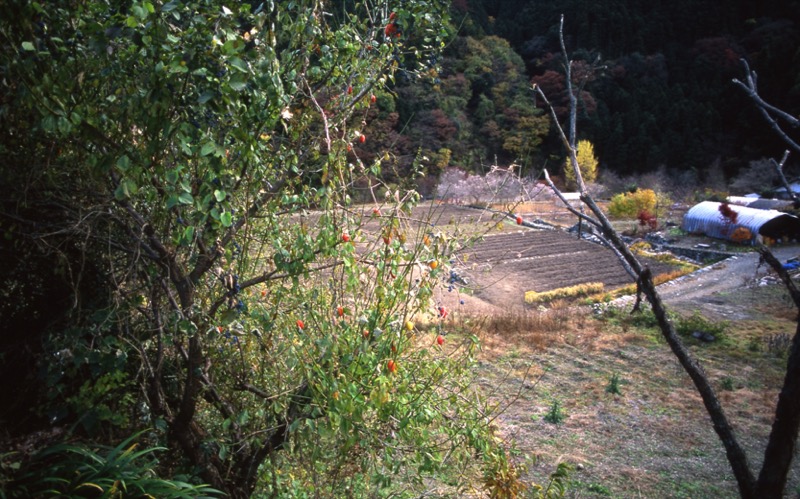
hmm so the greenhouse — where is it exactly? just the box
[681,201,800,244]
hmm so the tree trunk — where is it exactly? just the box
[755,247,800,497]
[757,321,800,497]
[637,269,757,498]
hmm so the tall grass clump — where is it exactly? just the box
[525,282,605,305]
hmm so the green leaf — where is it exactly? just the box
[21,41,35,51]
[220,211,233,227]
[229,76,247,91]
[166,195,180,210]
[180,226,195,245]
[132,4,147,19]
[200,142,217,156]
[178,192,193,205]
[229,57,249,73]
[166,169,180,184]
[198,91,215,105]
[114,178,138,200]
[116,155,131,172]
[214,190,226,202]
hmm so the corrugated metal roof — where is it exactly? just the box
[681,201,787,242]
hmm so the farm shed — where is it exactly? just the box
[681,201,800,244]
[726,196,794,211]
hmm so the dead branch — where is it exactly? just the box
[768,150,799,204]
[732,60,800,156]
[537,15,762,498]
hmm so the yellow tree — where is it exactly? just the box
[564,139,598,188]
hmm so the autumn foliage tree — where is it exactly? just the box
[564,139,598,187]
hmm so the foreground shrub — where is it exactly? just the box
[1,0,519,496]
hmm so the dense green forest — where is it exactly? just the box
[365,0,800,191]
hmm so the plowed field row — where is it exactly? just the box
[458,231,593,264]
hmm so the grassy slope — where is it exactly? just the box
[468,283,799,498]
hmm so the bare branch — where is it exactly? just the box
[769,150,799,204]
[541,170,600,229]
[733,60,800,156]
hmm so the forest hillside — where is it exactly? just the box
[361,0,800,194]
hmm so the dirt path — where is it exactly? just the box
[615,245,800,320]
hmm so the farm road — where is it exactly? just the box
[620,245,800,320]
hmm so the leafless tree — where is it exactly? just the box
[538,15,800,498]
[733,61,799,204]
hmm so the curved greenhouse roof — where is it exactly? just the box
[681,201,800,244]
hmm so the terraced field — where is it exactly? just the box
[350,202,678,310]
[454,228,677,308]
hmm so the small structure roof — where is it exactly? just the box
[681,201,800,244]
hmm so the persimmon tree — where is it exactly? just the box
[0,0,512,496]
[538,15,800,498]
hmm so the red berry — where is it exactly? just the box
[370,94,377,104]
[296,320,304,329]
[359,135,366,144]
[436,335,445,346]
[342,233,350,243]
[347,85,353,95]
[373,208,381,216]
[516,216,523,225]
[389,11,397,20]
[387,359,397,373]
[337,306,344,317]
